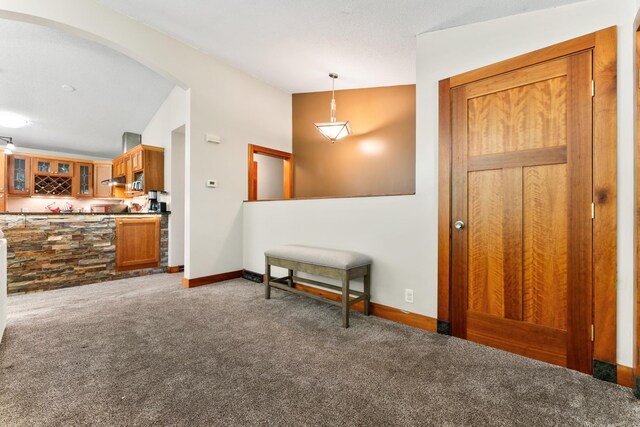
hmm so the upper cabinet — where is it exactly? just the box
[113,145,164,198]
[33,158,73,177]
[93,162,113,198]
[72,162,93,198]
[4,145,163,199]
[8,155,31,195]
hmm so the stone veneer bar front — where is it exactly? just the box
[0,213,169,294]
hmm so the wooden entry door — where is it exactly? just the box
[450,52,594,373]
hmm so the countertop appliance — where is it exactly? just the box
[148,190,160,212]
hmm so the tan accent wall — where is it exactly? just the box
[292,85,416,198]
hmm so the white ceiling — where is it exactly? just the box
[99,0,587,93]
[0,19,174,158]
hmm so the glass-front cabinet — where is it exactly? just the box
[73,162,93,198]
[33,158,73,177]
[8,155,31,195]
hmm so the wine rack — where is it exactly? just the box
[33,175,73,196]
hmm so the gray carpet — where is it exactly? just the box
[0,275,638,427]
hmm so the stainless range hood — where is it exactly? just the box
[99,132,142,186]
[122,132,141,153]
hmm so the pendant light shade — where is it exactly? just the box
[314,73,351,142]
[0,136,15,154]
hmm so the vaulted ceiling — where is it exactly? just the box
[0,1,588,157]
[0,18,173,158]
[99,0,588,93]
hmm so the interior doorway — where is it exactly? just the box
[168,125,185,269]
[247,144,293,201]
[438,29,617,376]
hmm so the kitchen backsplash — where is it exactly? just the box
[6,195,152,213]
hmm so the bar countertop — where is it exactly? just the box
[0,211,170,216]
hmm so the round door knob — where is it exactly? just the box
[454,220,465,230]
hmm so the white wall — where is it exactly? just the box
[244,0,637,367]
[255,154,284,200]
[141,86,188,267]
[0,0,292,280]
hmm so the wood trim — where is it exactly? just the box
[437,79,452,323]
[182,270,243,288]
[450,85,469,339]
[565,51,594,374]
[468,146,567,172]
[617,365,634,388]
[464,58,568,98]
[449,32,595,88]
[592,26,617,365]
[438,27,618,369]
[166,266,183,273]
[290,282,437,332]
[244,192,415,203]
[247,144,294,201]
[636,28,640,387]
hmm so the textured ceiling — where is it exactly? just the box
[0,19,174,158]
[99,0,587,93]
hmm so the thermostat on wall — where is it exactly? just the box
[206,179,218,188]
[206,133,221,144]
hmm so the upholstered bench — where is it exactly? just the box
[264,245,372,328]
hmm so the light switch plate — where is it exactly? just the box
[206,179,218,188]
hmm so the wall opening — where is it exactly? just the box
[169,125,186,268]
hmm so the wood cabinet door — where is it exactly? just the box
[73,162,93,198]
[132,149,143,172]
[94,163,113,198]
[0,152,6,193]
[116,217,160,271]
[450,53,593,373]
[8,155,31,195]
[56,160,73,177]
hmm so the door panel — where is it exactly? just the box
[523,164,568,330]
[451,52,593,373]
[467,76,567,156]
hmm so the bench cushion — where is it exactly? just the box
[265,245,372,270]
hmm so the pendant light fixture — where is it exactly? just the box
[0,136,15,154]
[314,73,351,142]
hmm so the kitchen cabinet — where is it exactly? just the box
[93,162,113,198]
[8,155,31,195]
[131,145,164,194]
[131,148,143,172]
[33,158,73,177]
[32,157,73,197]
[115,217,160,272]
[112,155,128,178]
[72,162,93,198]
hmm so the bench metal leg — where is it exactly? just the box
[341,271,349,328]
[364,266,371,316]
[288,269,294,288]
[265,259,271,299]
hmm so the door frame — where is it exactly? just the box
[247,144,294,201]
[437,27,617,378]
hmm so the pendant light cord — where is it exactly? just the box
[330,74,337,123]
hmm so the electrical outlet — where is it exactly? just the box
[206,179,218,188]
[405,289,414,304]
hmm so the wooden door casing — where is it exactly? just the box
[450,52,593,373]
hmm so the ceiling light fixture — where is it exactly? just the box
[314,73,351,142]
[0,136,16,154]
[0,112,29,129]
